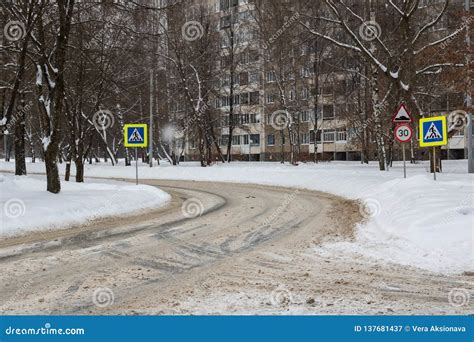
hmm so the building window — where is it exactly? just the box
[265,71,276,83]
[249,71,260,84]
[221,36,230,49]
[240,51,249,64]
[301,88,309,100]
[300,133,309,144]
[232,74,240,86]
[322,104,334,119]
[249,50,259,62]
[300,67,310,78]
[322,84,333,95]
[232,115,240,125]
[310,130,321,143]
[300,110,309,122]
[241,114,249,124]
[250,133,260,145]
[267,134,275,146]
[220,15,231,29]
[220,0,238,11]
[336,129,347,141]
[239,72,248,85]
[242,134,249,144]
[221,96,230,107]
[249,114,258,123]
[323,129,335,142]
[240,92,249,105]
[249,91,259,105]
[220,134,229,145]
[222,115,229,126]
[232,135,241,145]
[222,74,231,86]
[266,94,276,104]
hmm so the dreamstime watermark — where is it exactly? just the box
[1,100,34,134]
[92,287,115,308]
[262,12,300,49]
[358,198,381,219]
[0,279,33,312]
[92,109,114,130]
[182,21,204,41]
[447,109,469,131]
[270,286,293,306]
[263,189,299,226]
[3,198,26,218]
[269,110,292,131]
[181,198,204,218]
[358,21,381,42]
[4,322,85,336]
[199,271,223,290]
[448,288,470,307]
[4,21,26,42]
[443,192,473,225]
[440,15,473,50]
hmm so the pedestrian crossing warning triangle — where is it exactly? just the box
[129,128,144,142]
[424,122,442,140]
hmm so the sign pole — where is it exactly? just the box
[135,147,139,185]
[394,123,412,179]
[402,143,406,179]
[419,116,447,180]
[124,123,147,185]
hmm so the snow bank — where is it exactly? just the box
[0,159,472,274]
[0,174,170,238]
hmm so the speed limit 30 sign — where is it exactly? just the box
[394,124,413,143]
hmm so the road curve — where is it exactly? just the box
[0,180,471,315]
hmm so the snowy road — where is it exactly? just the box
[0,180,472,314]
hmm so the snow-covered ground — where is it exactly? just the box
[0,173,170,238]
[0,159,472,274]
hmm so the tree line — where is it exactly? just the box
[0,0,469,193]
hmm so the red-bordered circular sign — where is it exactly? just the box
[394,124,413,143]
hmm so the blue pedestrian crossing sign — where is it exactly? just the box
[124,124,148,147]
[419,116,447,147]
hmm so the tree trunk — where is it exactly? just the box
[14,107,27,176]
[198,129,205,167]
[280,130,285,163]
[75,158,84,182]
[4,134,12,161]
[45,148,61,193]
[65,161,71,181]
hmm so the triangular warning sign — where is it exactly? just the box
[424,122,442,140]
[129,128,144,142]
[392,104,413,123]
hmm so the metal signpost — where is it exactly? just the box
[392,104,414,179]
[419,116,448,181]
[124,124,148,185]
[394,124,413,179]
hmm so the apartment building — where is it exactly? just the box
[177,0,469,162]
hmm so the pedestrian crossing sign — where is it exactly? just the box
[124,124,148,147]
[419,116,447,147]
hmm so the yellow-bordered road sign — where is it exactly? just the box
[124,124,148,147]
[419,116,447,147]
